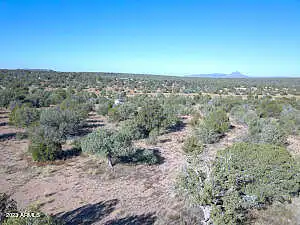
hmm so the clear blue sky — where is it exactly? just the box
[1,0,300,77]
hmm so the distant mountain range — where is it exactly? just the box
[186,71,248,78]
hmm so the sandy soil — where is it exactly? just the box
[0,111,191,224]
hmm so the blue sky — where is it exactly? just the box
[0,0,300,77]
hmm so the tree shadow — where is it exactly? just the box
[57,147,82,160]
[0,132,16,141]
[166,120,186,133]
[159,138,172,143]
[117,148,165,165]
[83,123,105,129]
[105,213,157,225]
[56,199,119,225]
[0,122,8,126]
[86,119,104,123]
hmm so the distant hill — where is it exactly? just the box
[186,71,248,78]
[17,68,56,72]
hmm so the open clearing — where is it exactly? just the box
[1,111,191,224]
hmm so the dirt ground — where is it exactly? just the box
[1,109,300,225]
[0,111,192,224]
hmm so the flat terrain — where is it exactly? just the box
[0,111,191,224]
[1,109,300,224]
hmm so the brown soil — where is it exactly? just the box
[0,111,191,224]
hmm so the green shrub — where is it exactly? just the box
[187,143,300,225]
[127,149,160,165]
[39,108,84,143]
[9,105,40,128]
[230,104,258,125]
[0,89,15,108]
[107,107,121,122]
[15,132,28,140]
[182,136,203,154]
[247,118,287,146]
[119,120,147,140]
[96,102,112,116]
[117,102,137,121]
[279,106,300,135]
[146,129,159,145]
[29,140,61,162]
[195,109,230,144]
[28,108,84,161]
[81,128,133,166]
[134,100,180,137]
[257,99,283,118]
[189,112,202,127]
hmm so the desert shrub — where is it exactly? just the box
[15,132,28,140]
[125,148,160,165]
[195,109,230,144]
[28,108,84,161]
[230,104,258,125]
[246,118,287,145]
[9,105,40,127]
[210,143,300,224]
[81,128,160,166]
[132,100,180,138]
[182,136,203,155]
[59,97,91,119]
[279,105,300,135]
[46,93,64,105]
[96,102,112,116]
[117,102,137,121]
[146,128,159,145]
[81,128,134,166]
[256,99,283,118]
[119,120,147,140]
[29,140,61,162]
[179,143,300,225]
[189,112,202,127]
[39,108,84,142]
[0,89,15,108]
[107,107,121,122]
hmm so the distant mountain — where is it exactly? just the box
[18,68,55,72]
[187,71,248,78]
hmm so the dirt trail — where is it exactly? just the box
[0,112,191,224]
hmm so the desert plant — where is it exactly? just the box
[247,118,287,146]
[81,128,133,167]
[146,128,159,145]
[195,109,230,144]
[185,143,300,225]
[182,135,203,155]
[279,105,300,135]
[28,108,85,162]
[9,105,40,128]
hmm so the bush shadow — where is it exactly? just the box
[0,122,8,126]
[0,132,16,141]
[86,119,104,123]
[83,123,105,129]
[166,120,186,133]
[56,199,119,225]
[117,148,165,165]
[57,147,82,160]
[105,213,157,225]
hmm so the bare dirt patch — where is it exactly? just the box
[0,113,191,224]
